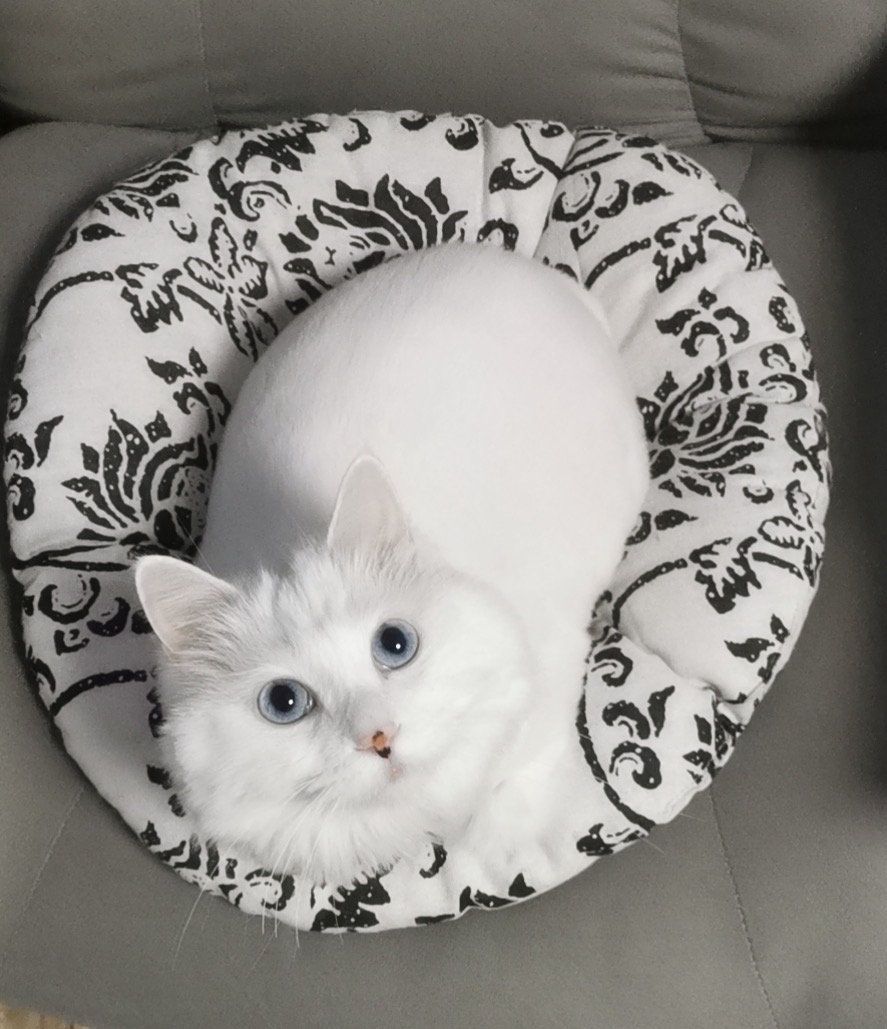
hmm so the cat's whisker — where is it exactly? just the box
[676,811,705,822]
[298,782,339,864]
[258,785,332,939]
[286,773,324,804]
[213,830,270,934]
[252,808,317,968]
[179,520,219,578]
[640,835,666,857]
[222,832,286,950]
[300,794,345,942]
[261,821,303,940]
[170,886,206,972]
[250,910,285,972]
[283,782,337,872]
[253,781,338,953]
[304,794,341,883]
[285,785,345,949]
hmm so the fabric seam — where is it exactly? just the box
[708,789,781,1029]
[0,784,85,974]
[675,0,707,143]
[736,141,756,201]
[191,0,218,132]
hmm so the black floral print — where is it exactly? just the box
[180,217,277,358]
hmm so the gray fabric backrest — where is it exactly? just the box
[1,0,886,145]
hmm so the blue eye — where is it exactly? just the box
[372,620,419,670]
[258,680,314,724]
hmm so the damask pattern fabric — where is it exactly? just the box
[2,112,829,931]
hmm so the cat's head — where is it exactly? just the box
[135,455,532,885]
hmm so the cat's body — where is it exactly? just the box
[136,243,649,885]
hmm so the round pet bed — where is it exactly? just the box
[3,112,830,931]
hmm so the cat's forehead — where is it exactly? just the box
[220,550,426,690]
[259,543,428,632]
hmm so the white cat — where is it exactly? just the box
[135,243,649,886]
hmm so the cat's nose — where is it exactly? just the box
[371,730,392,759]
[357,728,395,759]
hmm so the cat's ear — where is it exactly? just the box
[135,555,237,655]
[327,454,411,552]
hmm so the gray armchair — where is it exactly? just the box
[2,2,886,1027]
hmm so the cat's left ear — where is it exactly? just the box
[327,454,411,552]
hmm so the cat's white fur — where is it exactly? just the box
[135,243,649,885]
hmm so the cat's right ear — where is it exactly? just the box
[327,454,411,552]
[134,555,237,656]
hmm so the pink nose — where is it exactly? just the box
[370,730,392,759]
[358,729,394,759]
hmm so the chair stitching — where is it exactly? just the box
[0,785,85,974]
[708,789,781,1029]
[735,141,756,198]
[191,0,218,131]
[675,0,707,142]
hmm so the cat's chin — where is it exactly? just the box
[280,817,435,886]
[227,774,470,887]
